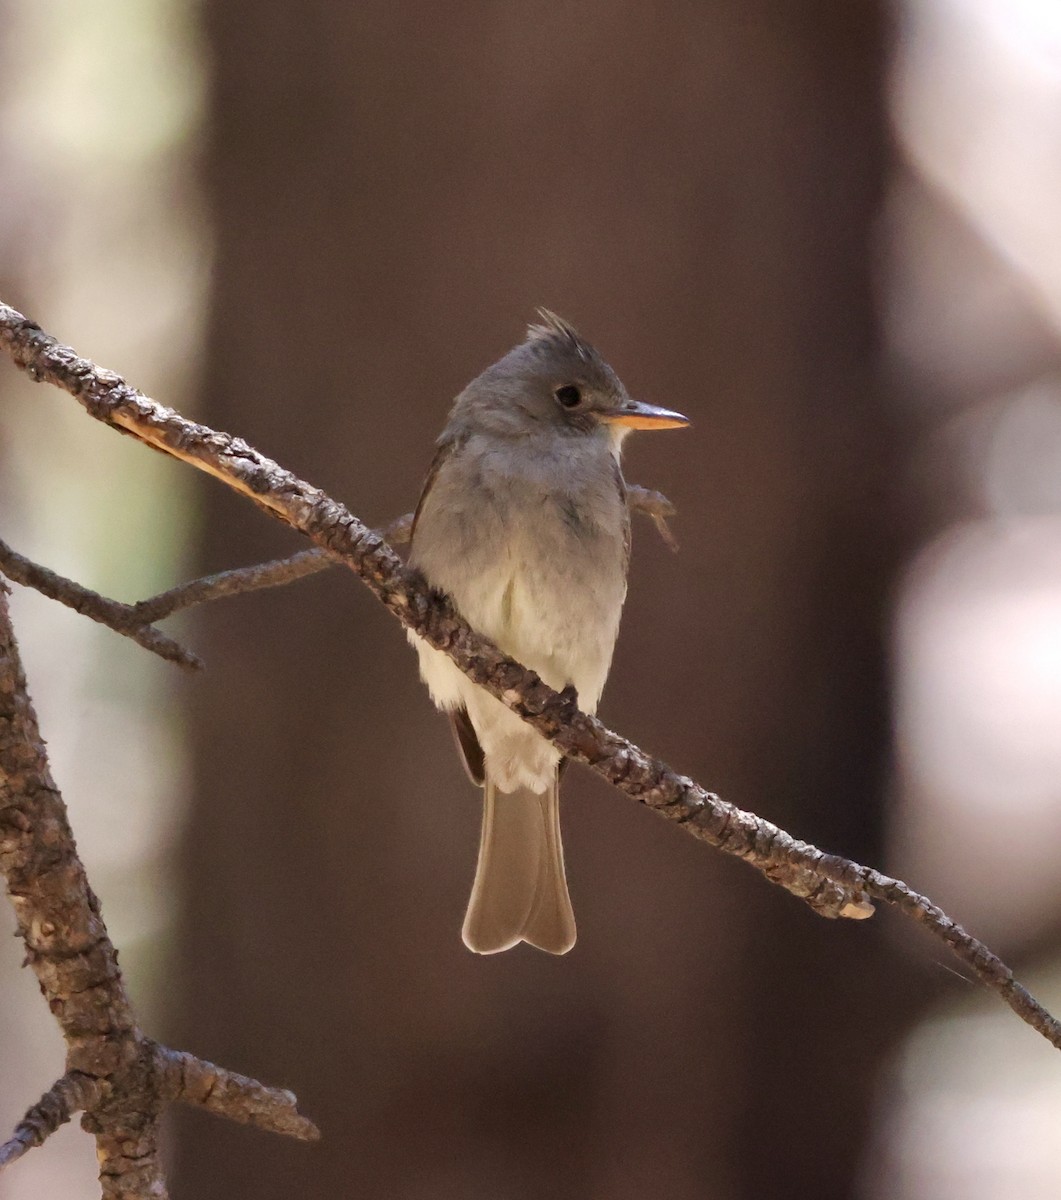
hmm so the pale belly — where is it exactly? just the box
[408,437,628,792]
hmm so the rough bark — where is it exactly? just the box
[0,582,317,1197]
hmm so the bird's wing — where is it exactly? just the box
[410,433,464,545]
[613,456,631,575]
[449,707,486,786]
[412,434,489,785]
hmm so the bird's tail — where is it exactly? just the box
[462,774,576,955]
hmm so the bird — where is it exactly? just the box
[407,311,688,954]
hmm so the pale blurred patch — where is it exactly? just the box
[0,2,206,1197]
[872,966,1061,1200]
[895,517,1061,939]
[880,0,1061,1194]
[894,0,1061,333]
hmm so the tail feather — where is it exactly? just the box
[462,775,576,955]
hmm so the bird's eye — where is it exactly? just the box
[555,385,582,409]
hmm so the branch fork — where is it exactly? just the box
[0,581,317,1197]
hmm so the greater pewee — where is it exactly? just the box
[408,311,688,954]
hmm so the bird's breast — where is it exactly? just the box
[411,437,629,708]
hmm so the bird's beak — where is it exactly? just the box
[600,400,690,430]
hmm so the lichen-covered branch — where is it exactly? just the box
[2,299,1061,1055]
[0,583,316,1197]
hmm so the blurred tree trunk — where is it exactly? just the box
[172,3,923,1198]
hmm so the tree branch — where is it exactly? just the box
[130,503,420,623]
[2,299,1060,1060]
[626,483,679,551]
[0,581,317,1197]
[126,497,674,626]
[156,1045,320,1139]
[0,537,202,669]
[3,499,673,670]
[0,1072,107,1168]
[131,547,337,622]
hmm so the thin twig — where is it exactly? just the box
[0,538,201,669]
[2,299,1060,1053]
[129,498,672,625]
[92,516,405,626]
[380,511,414,548]
[132,547,337,623]
[157,1045,320,1140]
[0,491,676,671]
[0,1072,107,1168]
[627,483,679,551]
[131,505,413,623]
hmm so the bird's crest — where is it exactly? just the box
[526,308,593,362]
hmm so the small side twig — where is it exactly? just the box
[381,511,413,548]
[0,514,417,671]
[110,512,412,624]
[131,547,337,623]
[0,1072,107,1168]
[128,496,671,628]
[0,538,201,669]
[1,491,675,673]
[627,483,679,551]
[157,1046,320,1140]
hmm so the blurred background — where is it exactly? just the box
[2,1,1061,1196]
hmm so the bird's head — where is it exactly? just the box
[449,310,689,445]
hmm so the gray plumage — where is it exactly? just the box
[408,311,688,954]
